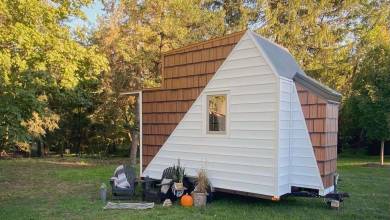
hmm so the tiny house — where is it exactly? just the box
[139,30,341,199]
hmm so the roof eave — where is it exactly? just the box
[293,73,342,103]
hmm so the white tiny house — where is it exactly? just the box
[140,30,341,199]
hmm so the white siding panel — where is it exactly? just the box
[229,47,266,61]
[280,101,291,111]
[289,83,324,190]
[279,129,290,139]
[231,85,273,95]
[147,161,275,177]
[207,170,274,185]
[290,176,320,185]
[290,166,321,175]
[166,136,275,149]
[212,179,275,196]
[279,148,289,157]
[156,153,274,167]
[173,128,202,137]
[230,112,276,122]
[279,120,289,128]
[209,74,275,88]
[277,79,323,195]
[220,57,268,70]
[291,130,308,139]
[163,144,275,158]
[235,38,255,50]
[178,121,201,130]
[154,156,275,170]
[279,113,290,121]
[231,93,277,104]
[183,113,202,122]
[190,105,202,113]
[230,121,275,130]
[230,103,276,113]
[277,77,293,196]
[230,129,276,139]
[217,66,273,79]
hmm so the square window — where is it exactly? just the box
[207,95,227,134]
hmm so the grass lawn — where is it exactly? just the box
[0,155,389,220]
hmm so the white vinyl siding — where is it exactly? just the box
[277,78,324,196]
[277,77,293,196]
[288,83,324,190]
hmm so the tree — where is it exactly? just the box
[94,0,226,164]
[255,1,350,92]
[350,44,390,165]
[204,0,263,33]
[339,1,390,152]
[0,0,108,153]
[249,0,389,154]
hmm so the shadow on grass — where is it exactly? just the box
[210,191,327,209]
[361,163,390,168]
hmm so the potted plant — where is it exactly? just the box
[173,159,185,188]
[172,159,186,197]
[192,169,209,207]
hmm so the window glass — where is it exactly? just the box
[207,95,226,133]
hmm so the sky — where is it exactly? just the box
[68,0,105,29]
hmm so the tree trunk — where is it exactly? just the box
[129,94,140,166]
[37,139,44,157]
[1,125,9,151]
[60,141,64,158]
[380,140,385,166]
[129,132,139,166]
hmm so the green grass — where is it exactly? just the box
[0,155,389,220]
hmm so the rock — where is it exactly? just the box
[163,199,172,207]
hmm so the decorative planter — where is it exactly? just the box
[172,182,185,197]
[174,182,184,190]
[192,192,207,207]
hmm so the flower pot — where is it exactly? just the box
[192,192,207,207]
[174,182,184,190]
[172,182,185,197]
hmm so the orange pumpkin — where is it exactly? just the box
[181,193,193,207]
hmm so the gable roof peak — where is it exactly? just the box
[245,30,341,102]
[246,30,305,79]
[248,30,291,53]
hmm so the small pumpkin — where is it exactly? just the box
[181,193,193,207]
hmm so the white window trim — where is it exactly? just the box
[202,90,230,137]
